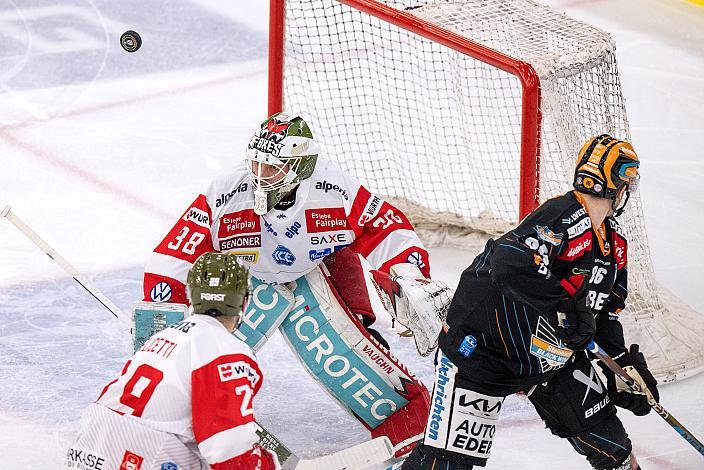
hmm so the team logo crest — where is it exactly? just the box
[529,316,573,373]
[260,118,291,143]
[272,245,296,266]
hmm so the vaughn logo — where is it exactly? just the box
[358,195,382,225]
[200,293,226,301]
[315,180,349,200]
[215,182,248,208]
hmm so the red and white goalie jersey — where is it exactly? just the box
[144,158,430,304]
[64,314,279,470]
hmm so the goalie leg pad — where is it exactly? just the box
[279,266,429,457]
[235,278,294,353]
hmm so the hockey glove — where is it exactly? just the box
[553,294,596,351]
[599,344,659,416]
[370,264,453,357]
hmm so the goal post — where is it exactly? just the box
[268,0,704,382]
[269,0,542,221]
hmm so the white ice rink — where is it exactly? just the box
[1,0,703,468]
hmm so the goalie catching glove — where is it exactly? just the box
[599,343,659,416]
[371,264,453,356]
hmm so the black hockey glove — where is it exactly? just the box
[599,344,659,416]
[553,294,595,351]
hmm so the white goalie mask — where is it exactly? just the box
[245,113,320,215]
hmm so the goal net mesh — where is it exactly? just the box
[278,0,704,382]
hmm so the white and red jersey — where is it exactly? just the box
[143,158,430,304]
[64,314,278,470]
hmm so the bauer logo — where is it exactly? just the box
[218,360,260,386]
[305,207,349,232]
[272,245,296,266]
[150,282,172,303]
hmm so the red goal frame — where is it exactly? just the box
[267,0,542,220]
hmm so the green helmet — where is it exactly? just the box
[245,112,319,214]
[187,253,248,322]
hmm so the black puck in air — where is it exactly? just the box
[120,30,142,53]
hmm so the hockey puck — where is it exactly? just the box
[120,30,142,53]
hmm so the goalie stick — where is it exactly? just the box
[1,204,128,322]
[588,341,704,458]
[291,436,394,470]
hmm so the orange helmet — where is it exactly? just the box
[574,134,640,199]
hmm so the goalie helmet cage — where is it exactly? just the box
[268,0,704,382]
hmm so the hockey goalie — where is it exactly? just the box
[142,112,453,457]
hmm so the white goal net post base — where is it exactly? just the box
[269,0,704,383]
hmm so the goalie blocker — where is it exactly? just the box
[134,262,431,458]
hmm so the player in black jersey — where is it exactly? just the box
[402,135,658,470]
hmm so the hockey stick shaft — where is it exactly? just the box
[1,205,127,322]
[588,341,704,457]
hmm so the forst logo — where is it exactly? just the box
[200,292,226,301]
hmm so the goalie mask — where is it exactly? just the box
[246,112,319,215]
[187,253,248,325]
[573,134,640,216]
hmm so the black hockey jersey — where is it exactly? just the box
[439,191,628,394]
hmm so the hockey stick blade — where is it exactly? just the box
[296,436,394,470]
[588,341,704,458]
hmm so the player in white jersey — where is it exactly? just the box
[65,253,279,470]
[142,112,452,456]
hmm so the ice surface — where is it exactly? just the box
[1,0,703,468]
